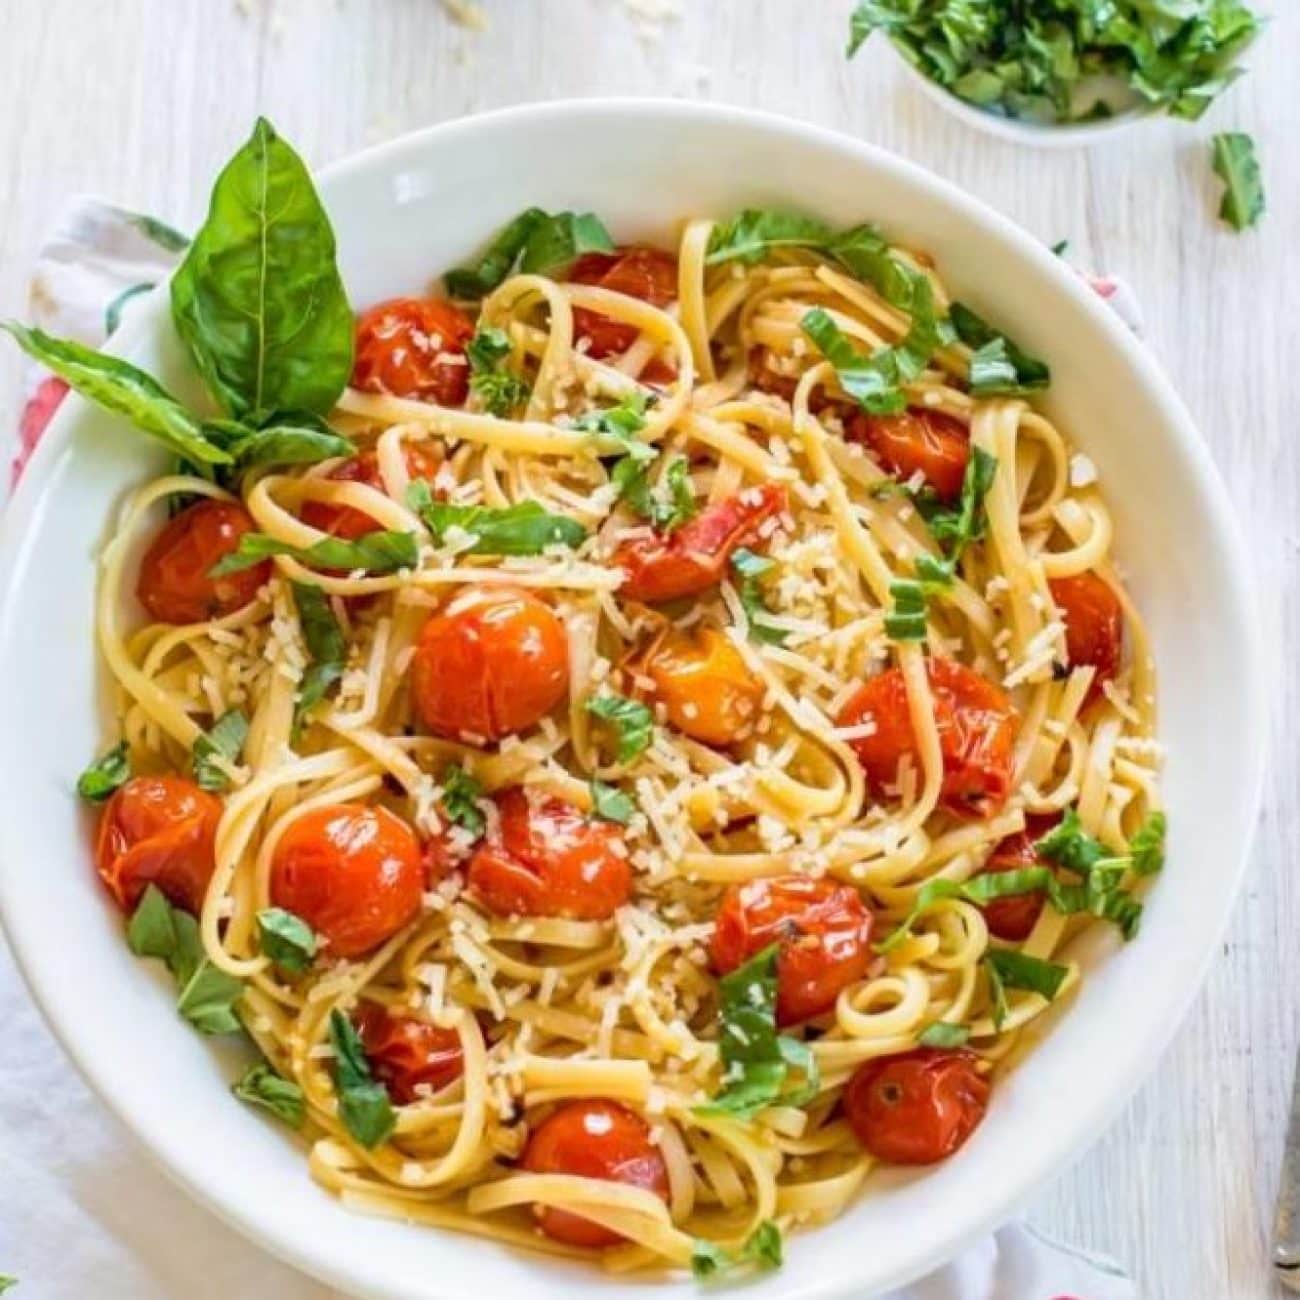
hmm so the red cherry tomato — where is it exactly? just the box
[95,775,222,916]
[846,408,970,503]
[1049,572,1123,702]
[614,483,787,605]
[838,658,1018,819]
[353,1002,464,1104]
[520,1099,669,1248]
[568,247,678,358]
[710,876,874,1025]
[352,298,475,405]
[844,1048,990,1165]
[975,814,1061,941]
[409,585,569,742]
[136,499,269,625]
[269,803,423,958]
[467,788,629,921]
[747,346,836,413]
[301,444,442,542]
[640,627,764,747]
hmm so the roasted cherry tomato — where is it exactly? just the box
[352,297,475,406]
[269,803,423,958]
[354,1002,464,1104]
[614,484,787,605]
[640,627,763,747]
[568,246,678,359]
[1048,572,1123,701]
[409,585,569,742]
[975,814,1061,941]
[747,346,836,412]
[467,787,629,921]
[837,658,1018,818]
[136,499,269,625]
[846,407,971,503]
[301,444,442,541]
[95,775,222,916]
[520,1099,669,1248]
[844,1048,990,1165]
[710,876,874,1025]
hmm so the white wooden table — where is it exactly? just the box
[0,3,1295,1296]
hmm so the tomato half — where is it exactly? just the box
[844,1048,990,1165]
[837,658,1018,818]
[136,499,269,625]
[710,876,874,1025]
[467,788,629,921]
[846,408,971,503]
[301,444,442,541]
[1048,572,1123,701]
[520,1099,669,1248]
[640,627,763,747]
[409,585,569,742]
[352,298,475,405]
[568,246,678,359]
[614,483,787,605]
[354,1002,464,1104]
[975,813,1061,941]
[95,775,222,916]
[269,803,423,958]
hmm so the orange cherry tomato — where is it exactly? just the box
[136,499,269,625]
[975,814,1061,941]
[710,876,874,1026]
[352,298,475,406]
[95,775,222,916]
[1048,572,1123,702]
[639,627,764,747]
[409,585,569,742]
[846,407,970,503]
[353,1002,464,1104]
[269,803,423,959]
[844,1048,990,1165]
[837,658,1018,819]
[301,444,442,541]
[568,246,678,359]
[467,788,629,920]
[520,1099,669,1248]
[614,483,787,605]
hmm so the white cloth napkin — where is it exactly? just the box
[0,197,1139,1300]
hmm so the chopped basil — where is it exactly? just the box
[731,548,788,646]
[445,208,548,298]
[1033,809,1109,875]
[691,1219,783,1279]
[884,551,954,642]
[585,693,655,764]
[466,327,531,416]
[442,764,486,837]
[407,480,587,555]
[801,307,907,417]
[575,389,655,460]
[290,581,346,730]
[657,457,697,532]
[233,1062,306,1128]
[210,528,419,577]
[918,1021,971,1048]
[589,779,635,825]
[256,907,318,974]
[328,1008,396,1148]
[984,949,1069,1028]
[706,209,835,265]
[192,708,249,793]
[1129,811,1167,877]
[126,884,180,960]
[77,741,131,802]
[949,303,1050,397]
[1212,133,1265,232]
[913,445,999,564]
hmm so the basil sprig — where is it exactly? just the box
[731,548,787,646]
[585,693,655,764]
[407,480,586,555]
[466,327,531,416]
[291,581,346,731]
[444,207,613,298]
[192,708,249,793]
[256,907,318,974]
[328,1008,396,1148]
[442,764,486,837]
[949,303,1050,397]
[210,529,418,577]
[233,1063,306,1128]
[77,741,131,802]
[1212,132,1265,232]
[589,779,635,825]
[691,1220,783,1280]
[698,944,819,1120]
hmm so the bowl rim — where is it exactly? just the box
[0,96,1268,1299]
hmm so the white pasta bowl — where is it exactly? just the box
[0,100,1265,1299]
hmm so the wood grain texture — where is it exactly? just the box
[0,2,1295,1296]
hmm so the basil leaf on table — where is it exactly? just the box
[585,693,654,764]
[1211,132,1265,232]
[77,741,131,802]
[210,529,419,577]
[170,117,354,422]
[256,907,318,974]
[233,1062,306,1128]
[407,480,586,555]
[290,581,346,728]
[192,708,249,792]
[328,1008,396,1148]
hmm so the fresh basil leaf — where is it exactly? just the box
[0,322,231,467]
[656,457,697,533]
[127,885,180,961]
[175,961,244,1034]
[77,741,131,802]
[445,208,548,298]
[731,547,788,646]
[192,708,249,792]
[984,948,1069,1004]
[466,327,531,416]
[1130,811,1167,877]
[585,693,654,763]
[256,907,318,974]
[919,1021,971,1048]
[575,389,655,460]
[949,302,1050,396]
[210,529,419,577]
[329,1008,396,1148]
[224,421,354,469]
[589,779,635,825]
[170,118,353,422]
[519,210,614,275]
[691,1219,784,1279]
[801,307,907,416]
[407,480,586,555]
[104,280,155,336]
[706,209,835,266]
[442,764,486,837]
[1212,132,1265,232]
[233,1062,306,1128]
[290,581,346,728]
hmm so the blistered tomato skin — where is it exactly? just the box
[467,788,629,921]
[352,298,475,406]
[568,247,679,359]
[301,444,442,541]
[1048,571,1123,701]
[837,658,1018,819]
[520,1099,670,1248]
[641,627,763,747]
[136,499,269,625]
[710,876,874,1026]
[409,585,569,742]
[844,1049,990,1165]
[269,803,423,958]
[846,408,971,503]
[95,775,222,916]
[354,1002,464,1104]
